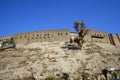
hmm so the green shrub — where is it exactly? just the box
[62,72,69,80]
[1,41,7,47]
[45,75,55,80]
[81,72,90,80]
[9,37,14,43]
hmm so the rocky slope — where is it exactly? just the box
[0,41,120,80]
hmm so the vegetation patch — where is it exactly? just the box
[45,75,55,80]
[18,60,29,68]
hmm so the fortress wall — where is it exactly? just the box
[52,29,70,42]
[28,29,70,43]
[15,44,25,48]
[28,30,53,43]
[1,29,120,47]
[117,34,120,43]
[89,30,110,43]
[108,34,115,45]
[110,34,120,46]
[12,29,70,44]
[0,36,11,44]
[83,30,92,42]
[28,31,39,43]
[13,33,29,44]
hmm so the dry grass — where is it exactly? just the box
[85,48,95,54]
[18,59,29,68]
[28,48,35,51]
[13,76,35,80]
[0,61,7,70]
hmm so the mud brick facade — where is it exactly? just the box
[12,29,70,44]
[0,29,120,46]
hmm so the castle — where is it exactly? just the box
[0,27,120,47]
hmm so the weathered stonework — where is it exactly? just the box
[70,29,120,46]
[86,30,110,43]
[12,29,70,44]
[0,28,120,47]
[108,34,120,46]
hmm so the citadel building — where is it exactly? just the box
[0,28,120,47]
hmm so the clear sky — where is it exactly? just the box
[0,0,120,37]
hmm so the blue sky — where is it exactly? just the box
[0,0,120,37]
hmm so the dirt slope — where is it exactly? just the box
[0,41,120,80]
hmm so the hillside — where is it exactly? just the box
[0,41,120,80]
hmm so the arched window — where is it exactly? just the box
[37,34,39,36]
[66,33,68,35]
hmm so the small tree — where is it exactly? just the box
[74,21,80,33]
[9,37,15,43]
[9,37,16,48]
[73,20,89,50]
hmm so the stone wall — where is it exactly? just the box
[108,34,120,46]
[89,30,110,43]
[0,29,120,47]
[84,30,120,46]
[13,33,29,44]
[12,29,70,44]
[70,29,120,47]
